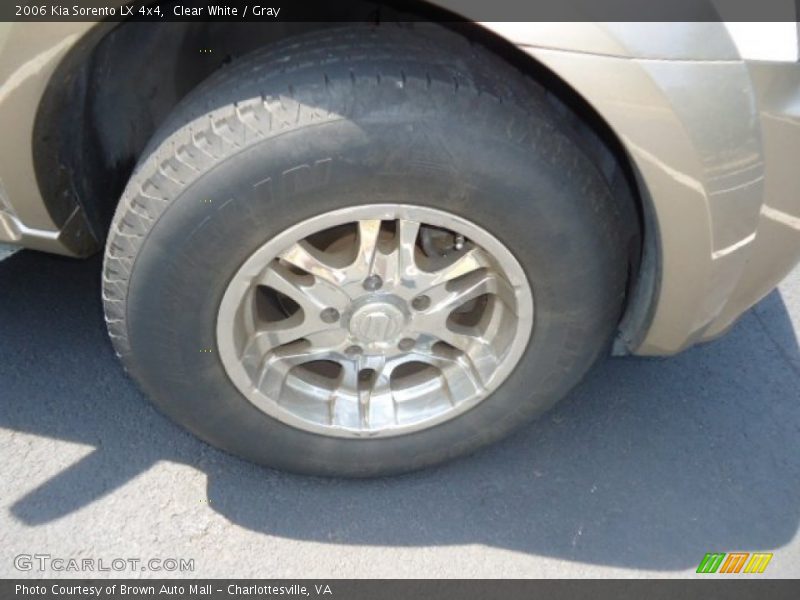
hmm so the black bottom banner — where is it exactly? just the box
[3,579,800,600]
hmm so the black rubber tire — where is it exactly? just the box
[102,24,633,477]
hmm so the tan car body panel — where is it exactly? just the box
[1,18,799,356]
[0,22,95,253]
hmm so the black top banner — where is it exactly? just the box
[3,0,800,22]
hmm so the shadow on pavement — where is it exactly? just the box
[1,250,798,570]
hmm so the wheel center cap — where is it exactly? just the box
[348,301,406,343]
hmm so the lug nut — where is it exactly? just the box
[363,274,383,292]
[398,338,415,352]
[345,345,363,357]
[411,295,431,311]
[320,307,340,323]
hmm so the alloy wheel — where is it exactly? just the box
[217,205,534,438]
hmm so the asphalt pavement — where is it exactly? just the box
[1,250,798,578]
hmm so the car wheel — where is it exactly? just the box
[102,25,633,476]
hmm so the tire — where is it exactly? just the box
[102,24,633,477]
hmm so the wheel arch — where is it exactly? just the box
[30,13,652,351]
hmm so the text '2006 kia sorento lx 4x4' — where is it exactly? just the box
[2,12,800,476]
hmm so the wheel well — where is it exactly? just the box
[33,13,653,352]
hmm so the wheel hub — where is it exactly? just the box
[347,298,407,344]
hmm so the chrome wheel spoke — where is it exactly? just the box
[279,240,345,286]
[424,268,516,318]
[426,246,493,288]
[251,319,343,353]
[258,262,348,314]
[353,219,382,277]
[256,341,336,399]
[422,328,500,386]
[411,345,487,403]
[355,356,396,430]
[396,219,421,278]
[371,218,422,289]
